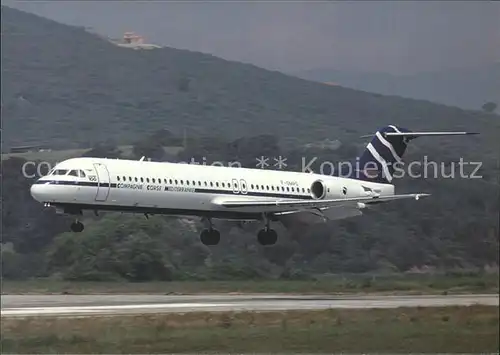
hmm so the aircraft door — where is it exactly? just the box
[239,179,248,194]
[93,163,111,202]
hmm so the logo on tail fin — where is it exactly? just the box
[358,125,412,183]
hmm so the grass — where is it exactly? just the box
[2,306,498,353]
[3,273,498,295]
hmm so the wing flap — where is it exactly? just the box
[213,193,430,211]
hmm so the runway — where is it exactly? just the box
[1,294,497,318]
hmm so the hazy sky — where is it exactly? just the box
[4,1,499,74]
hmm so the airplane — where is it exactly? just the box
[30,125,477,246]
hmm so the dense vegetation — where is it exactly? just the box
[1,6,499,282]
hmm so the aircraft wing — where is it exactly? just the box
[213,193,430,212]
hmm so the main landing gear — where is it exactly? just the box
[198,216,279,246]
[200,228,221,246]
[199,218,220,245]
[257,214,278,246]
[257,227,278,246]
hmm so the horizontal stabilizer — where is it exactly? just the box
[361,131,478,138]
[384,131,479,137]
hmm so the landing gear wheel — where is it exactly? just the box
[70,221,84,233]
[200,229,220,246]
[257,228,278,246]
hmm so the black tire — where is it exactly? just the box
[266,229,278,245]
[70,221,84,233]
[200,229,220,245]
[257,228,278,245]
[200,229,210,245]
[209,229,221,245]
[257,229,267,245]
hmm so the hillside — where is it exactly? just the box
[1,6,499,282]
[292,65,500,111]
[2,6,499,153]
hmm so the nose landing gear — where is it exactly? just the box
[70,220,84,233]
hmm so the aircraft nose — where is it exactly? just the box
[30,182,45,202]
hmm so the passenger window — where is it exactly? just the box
[135,177,138,182]
[146,178,150,183]
[169,179,173,184]
[210,182,213,187]
[175,180,178,184]
[129,177,132,181]
[152,178,156,183]
[186,181,190,185]
[141,178,144,183]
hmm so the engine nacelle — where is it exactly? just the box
[310,179,327,199]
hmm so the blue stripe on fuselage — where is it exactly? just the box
[33,179,314,200]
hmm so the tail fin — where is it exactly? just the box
[354,125,478,184]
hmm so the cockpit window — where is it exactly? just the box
[79,170,86,177]
[53,169,69,175]
[68,170,79,177]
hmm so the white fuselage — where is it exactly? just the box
[30,157,394,219]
